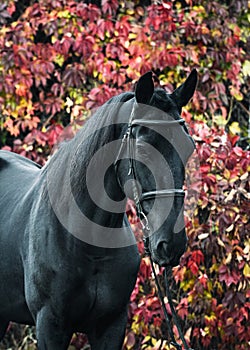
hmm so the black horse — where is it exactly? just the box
[0,70,197,349]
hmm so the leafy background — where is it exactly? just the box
[0,0,249,349]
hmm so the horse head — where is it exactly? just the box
[116,70,197,267]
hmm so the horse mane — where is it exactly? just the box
[42,91,135,195]
[151,89,179,116]
[71,91,135,171]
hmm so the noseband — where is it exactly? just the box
[114,103,194,350]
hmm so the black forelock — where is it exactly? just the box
[150,88,178,114]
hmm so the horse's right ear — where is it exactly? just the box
[171,69,198,112]
[135,71,154,104]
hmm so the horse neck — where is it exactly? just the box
[71,98,136,220]
[41,101,136,251]
[72,116,127,221]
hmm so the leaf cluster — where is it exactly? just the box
[0,0,249,349]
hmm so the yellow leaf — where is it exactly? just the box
[212,29,222,37]
[213,114,227,126]
[54,54,65,67]
[226,224,234,232]
[198,233,209,240]
[242,60,250,77]
[217,237,225,247]
[193,6,205,13]
[240,172,249,181]
[65,97,73,114]
[93,70,98,78]
[151,337,157,346]
[143,335,152,343]
[225,252,232,264]
[202,26,210,34]
[225,189,237,202]
[210,263,219,273]
[243,240,250,255]
[126,9,135,15]
[11,110,18,119]
[204,291,213,299]
[230,85,243,101]
[51,35,57,44]
[243,263,250,278]
[229,121,241,135]
[128,33,137,40]
[223,168,231,179]
[124,41,130,49]
[58,10,70,18]
[229,175,239,184]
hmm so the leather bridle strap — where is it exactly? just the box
[140,189,185,202]
[132,118,186,127]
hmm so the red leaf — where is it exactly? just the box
[191,250,204,265]
[219,266,240,287]
[47,124,63,146]
[177,297,189,319]
[102,0,119,15]
[198,273,208,288]
[233,147,244,157]
[188,260,199,275]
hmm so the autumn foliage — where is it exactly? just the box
[0,0,249,349]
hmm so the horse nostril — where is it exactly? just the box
[157,241,170,258]
[153,240,173,266]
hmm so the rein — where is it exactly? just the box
[114,104,194,350]
[144,235,193,350]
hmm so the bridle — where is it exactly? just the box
[114,104,187,231]
[114,103,194,350]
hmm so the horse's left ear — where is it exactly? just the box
[171,69,198,111]
[135,71,154,104]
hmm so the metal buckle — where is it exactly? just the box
[138,210,150,232]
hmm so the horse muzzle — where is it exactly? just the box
[150,235,187,267]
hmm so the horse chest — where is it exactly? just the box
[65,261,135,332]
[84,262,131,312]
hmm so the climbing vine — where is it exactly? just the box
[0,1,249,349]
